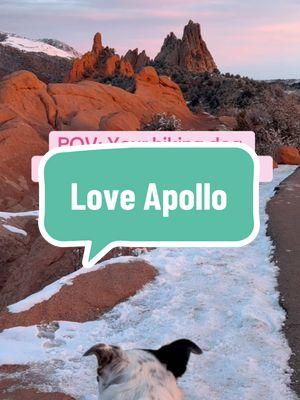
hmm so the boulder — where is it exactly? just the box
[0,260,157,330]
[0,120,47,210]
[136,66,160,85]
[275,146,300,165]
[155,20,218,73]
[0,70,56,137]
[0,214,146,310]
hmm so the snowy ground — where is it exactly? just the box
[0,166,297,400]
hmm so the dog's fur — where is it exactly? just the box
[84,339,202,400]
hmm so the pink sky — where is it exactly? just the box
[0,0,299,79]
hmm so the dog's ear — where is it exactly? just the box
[83,344,121,369]
[146,339,202,379]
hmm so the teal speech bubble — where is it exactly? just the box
[39,143,259,268]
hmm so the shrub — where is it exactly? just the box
[98,75,136,93]
[141,113,183,131]
[153,64,300,155]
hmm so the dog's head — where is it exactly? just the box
[84,339,202,383]
[83,343,126,384]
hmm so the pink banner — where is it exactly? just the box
[32,131,273,182]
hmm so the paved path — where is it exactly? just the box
[267,167,300,396]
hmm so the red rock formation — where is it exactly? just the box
[66,33,134,82]
[275,146,300,165]
[92,32,103,54]
[67,22,217,81]
[119,58,135,76]
[155,20,218,73]
[123,48,150,71]
[0,68,220,211]
[0,213,150,310]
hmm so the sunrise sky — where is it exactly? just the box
[0,0,299,79]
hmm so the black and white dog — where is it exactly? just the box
[84,339,202,400]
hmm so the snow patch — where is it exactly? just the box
[3,224,27,236]
[0,210,38,220]
[0,33,77,59]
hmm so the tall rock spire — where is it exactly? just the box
[155,20,218,73]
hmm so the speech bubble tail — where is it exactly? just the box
[82,241,103,268]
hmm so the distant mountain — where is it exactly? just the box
[39,38,81,59]
[0,32,80,59]
[0,32,79,83]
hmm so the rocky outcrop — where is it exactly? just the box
[0,214,149,310]
[67,21,217,82]
[66,33,134,83]
[0,68,221,308]
[0,70,56,137]
[0,68,220,211]
[275,146,300,165]
[123,48,150,71]
[155,20,218,73]
[0,215,80,309]
[54,66,219,132]
[0,260,157,330]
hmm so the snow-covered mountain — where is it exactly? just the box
[0,32,77,83]
[39,38,81,58]
[0,32,80,59]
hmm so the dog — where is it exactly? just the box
[84,339,202,400]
